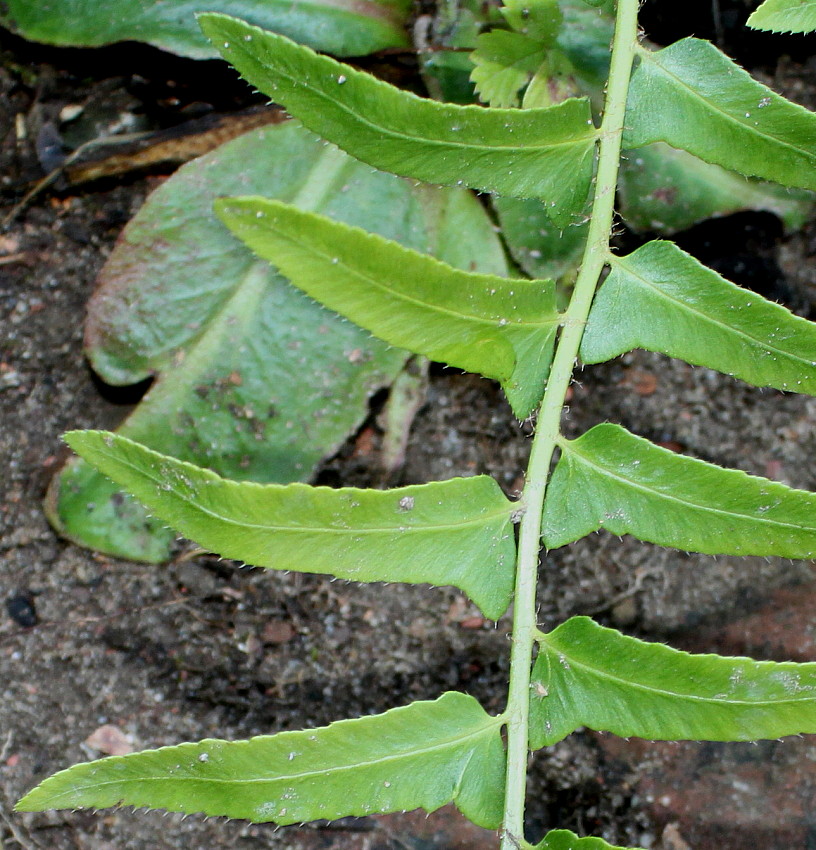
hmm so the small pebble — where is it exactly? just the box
[6,592,38,628]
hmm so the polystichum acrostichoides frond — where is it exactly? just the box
[17,0,816,847]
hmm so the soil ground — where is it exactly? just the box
[1,5,815,849]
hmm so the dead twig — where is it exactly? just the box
[2,106,284,231]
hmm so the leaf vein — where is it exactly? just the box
[231,41,595,156]
[540,644,816,707]
[96,445,513,536]
[563,439,816,535]
[639,46,811,163]
[610,251,816,367]
[266,220,560,331]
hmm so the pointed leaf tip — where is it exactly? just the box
[66,431,517,619]
[530,616,816,748]
[199,13,597,226]
[216,197,561,419]
[542,423,816,558]
[18,692,505,828]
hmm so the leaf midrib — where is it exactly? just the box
[259,214,560,332]
[42,718,501,800]
[562,434,816,535]
[611,250,816,369]
[540,643,816,708]
[91,440,514,536]
[96,141,354,376]
[227,31,596,156]
[640,42,812,163]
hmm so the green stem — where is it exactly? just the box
[499,2,640,847]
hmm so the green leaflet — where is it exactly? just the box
[747,0,816,33]
[469,0,568,108]
[618,143,813,234]
[470,30,547,108]
[580,240,816,395]
[533,830,644,850]
[0,0,409,58]
[500,0,563,43]
[217,197,561,419]
[199,14,598,227]
[66,431,517,619]
[624,38,816,191]
[529,616,816,747]
[82,125,508,387]
[541,423,816,557]
[17,692,506,829]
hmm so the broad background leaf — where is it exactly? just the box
[542,423,816,557]
[65,431,517,619]
[534,830,644,850]
[0,0,409,57]
[581,240,816,394]
[530,617,816,746]
[747,0,816,33]
[200,14,598,227]
[555,0,614,96]
[47,121,508,562]
[618,142,813,233]
[624,39,816,191]
[217,197,561,419]
[18,692,506,829]
[493,196,588,282]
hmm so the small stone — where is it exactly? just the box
[85,724,134,756]
[262,620,295,644]
[175,562,218,596]
[611,596,637,628]
[445,596,468,624]
[6,592,38,628]
[662,822,692,850]
[625,367,658,396]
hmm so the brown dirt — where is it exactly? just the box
[1,17,815,850]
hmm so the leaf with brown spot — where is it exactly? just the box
[46,122,508,562]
